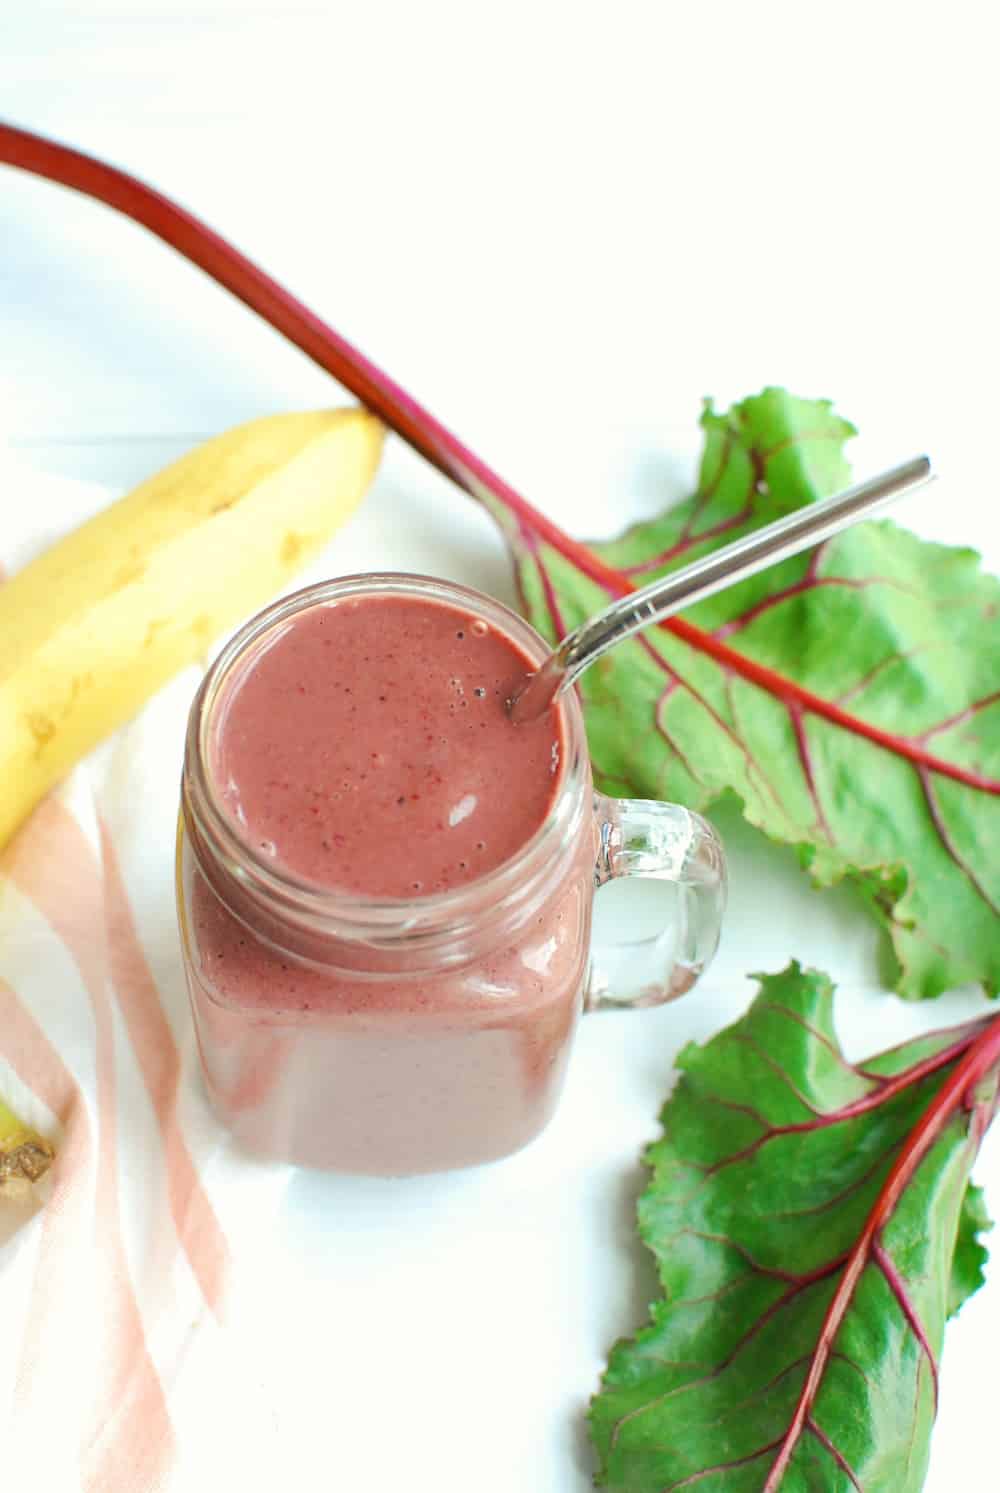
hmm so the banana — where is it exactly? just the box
[0,1092,54,1197]
[0,406,384,850]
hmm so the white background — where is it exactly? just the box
[3,3,999,1490]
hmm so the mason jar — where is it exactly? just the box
[177,574,726,1175]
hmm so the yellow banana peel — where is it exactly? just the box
[0,406,384,850]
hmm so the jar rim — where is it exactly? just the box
[182,572,589,947]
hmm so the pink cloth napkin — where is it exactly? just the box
[1,458,289,1491]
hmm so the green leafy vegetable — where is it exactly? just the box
[497,389,1000,999]
[11,129,993,994]
[590,964,999,1492]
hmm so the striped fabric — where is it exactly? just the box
[1,459,290,1490]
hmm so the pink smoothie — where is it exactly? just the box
[181,591,594,1174]
[212,595,563,898]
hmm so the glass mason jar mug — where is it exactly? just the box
[177,574,726,1175]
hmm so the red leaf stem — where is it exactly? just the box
[1,121,996,800]
[698,1015,993,1181]
[761,1013,1000,1490]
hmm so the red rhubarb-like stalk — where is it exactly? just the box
[2,121,995,801]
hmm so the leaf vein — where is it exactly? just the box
[806,1417,865,1491]
[917,768,999,917]
[871,1239,939,1403]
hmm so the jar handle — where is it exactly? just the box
[585,793,727,1011]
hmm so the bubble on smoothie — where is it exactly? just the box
[449,677,464,694]
[258,838,277,856]
[471,619,488,637]
[473,687,486,698]
[448,794,477,827]
[550,741,560,774]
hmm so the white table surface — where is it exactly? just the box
[3,4,999,1490]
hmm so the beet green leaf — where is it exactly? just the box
[590,964,999,1492]
[494,389,1000,998]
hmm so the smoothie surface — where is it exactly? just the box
[211,594,565,898]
